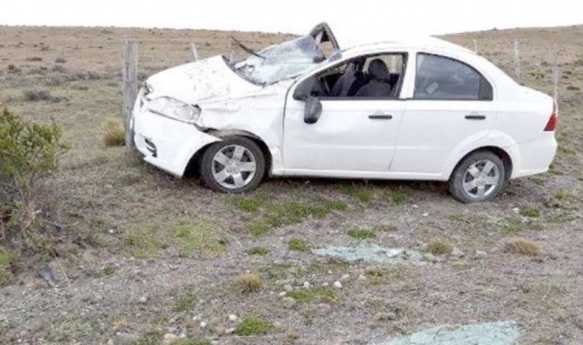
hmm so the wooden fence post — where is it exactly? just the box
[190,43,199,61]
[553,43,560,107]
[514,40,521,83]
[473,39,478,54]
[122,40,138,151]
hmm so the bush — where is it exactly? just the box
[0,108,68,242]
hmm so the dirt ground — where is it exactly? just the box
[0,24,582,345]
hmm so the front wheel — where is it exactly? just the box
[449,151,506,203]
[200,137,266,193]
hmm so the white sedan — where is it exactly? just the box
[132,23,558,203]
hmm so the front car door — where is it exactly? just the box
[390,52,498,178]
[282,52,409,177]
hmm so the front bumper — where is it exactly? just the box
[132,93,220,177]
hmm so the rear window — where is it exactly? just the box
[414,54,493,101]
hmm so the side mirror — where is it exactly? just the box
[293,76,316,101]
[304,96,322,124]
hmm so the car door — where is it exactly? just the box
[282,53,408,176]
[390,53,498,176]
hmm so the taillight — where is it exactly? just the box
[544,102,558,131]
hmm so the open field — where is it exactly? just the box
[1,24,583,345]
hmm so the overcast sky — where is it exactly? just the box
[1,0,581,35]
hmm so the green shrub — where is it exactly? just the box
[0,108,68,242]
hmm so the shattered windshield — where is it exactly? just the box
[233,35,339,85]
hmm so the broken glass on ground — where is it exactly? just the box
[312,244,427,265]
[374,321,520,345]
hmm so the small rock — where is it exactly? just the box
[423,253,437,263]
[105,184,114,189]
[412,204,419,209]
[200,322,207,328]
[375,312,399,321]
[228,314,238,321]
[213,326,226,336]
[284,284,294,292]
[226,328,236,335]
[386,248,404,258]
[283,297,297,307]
[38,264,58,287]
[474,251,488,260]
[359,275,367,280]
[451,247,465,259]
[279,292,287,297]
[333,281,343,289]
[274,321,282,328]
[107,339,114,345]
[54,223,64,232]
[340,274,350,281]
[138,296,148,303]
[303,281,311,289]
[422,213,429,217]
[108,228,117,235]
[162,333,178,345]
[322,282,329,287]
[512,207,520,214]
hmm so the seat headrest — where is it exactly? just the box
[367,59,390,82]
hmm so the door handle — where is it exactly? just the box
[369,114,393,120]
[465,114,486,120]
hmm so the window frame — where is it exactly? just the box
[412,53,494,102]
[296,52,410,101]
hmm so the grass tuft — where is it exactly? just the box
[173,220,226,258]
[173,288,198,312]
[234,317,275,336]
[287,287,339,304]
[247,246,270,256]
[23,89,51,101]
[233,196,268,212]
[103,118,126,147]
[247,199,346,237]
[347,228,376,240]
[171,338,211,345]
[336,183,376,203]
[426,239,453,255]
[0,249,15,286]
[505,239,541,256]
[288,238,310,252]
[391,189,407,205]
[124,225,166,258]
[235,273,263,294]
[520,208,541,218]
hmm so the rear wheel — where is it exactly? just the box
[200,137,265,193]
[449,151,506,203]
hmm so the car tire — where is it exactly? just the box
[449,151,506,203]
[200,136,266,193]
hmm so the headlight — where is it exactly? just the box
[145,97,201,123]
[144,82,154,95]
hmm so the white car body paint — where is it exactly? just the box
[132,23,557,183]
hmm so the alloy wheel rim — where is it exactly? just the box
[211,145,257,190]
[462,160,500,199]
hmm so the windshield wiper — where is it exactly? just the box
[231,36,266,60]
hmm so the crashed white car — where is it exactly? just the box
[132,23,557,203]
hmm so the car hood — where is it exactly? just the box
[145,56,261,104]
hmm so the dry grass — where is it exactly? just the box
[235,273,263,294]
[504,239,541,256]
[103,118,126,147]
[426,239,453,255]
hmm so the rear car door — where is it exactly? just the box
[390,53,498,176]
